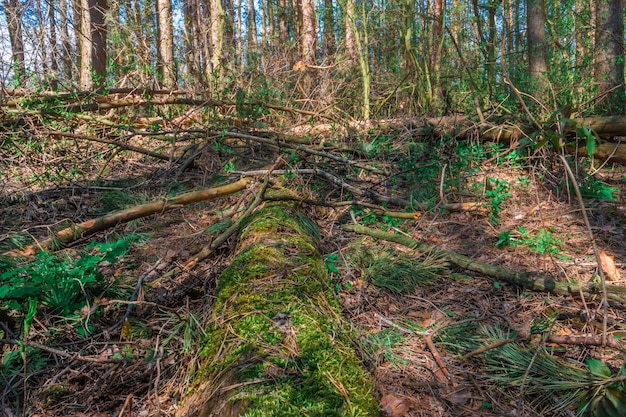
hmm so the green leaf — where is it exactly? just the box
[495,232,511,248]
[324,254,341,274]
[605,388,626,413]
[587,358,612,378]
[583,126,596,157]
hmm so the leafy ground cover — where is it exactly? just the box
[1,104,625,416]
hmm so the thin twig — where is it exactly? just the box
[559,155,609,345]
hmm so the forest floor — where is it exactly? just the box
[1,115,625,417]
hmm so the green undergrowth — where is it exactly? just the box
[435,321,626,416]
[360,250,447,294]
[192,205,378,416]
[0,235,142,380]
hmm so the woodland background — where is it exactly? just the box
[1,0,626,416]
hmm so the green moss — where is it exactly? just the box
[191,205,379,416]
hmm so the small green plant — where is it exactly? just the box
[324,253,341,274]
[363,328,408,365]
[351,206,404,231]
[580,175,619,201]
[364,251,446,294]
[496,227,565,255]
[485,178,511,224]
[0,236,138,318]
[478,326,626,417]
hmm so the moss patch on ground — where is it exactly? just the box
[181,205,379,417]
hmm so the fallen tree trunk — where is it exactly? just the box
[343,224,626,306]
[5,178,251,257]
[420,116,626,164]
[177,205,379,417]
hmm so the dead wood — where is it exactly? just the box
[422,116,626,163]
[177,205,378,416]
[5,178,252,257]
[43,130,171,160]
[343,224,626,306]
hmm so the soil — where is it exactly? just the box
[1,124,625,417]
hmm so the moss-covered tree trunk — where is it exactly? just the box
[177,205,379,417]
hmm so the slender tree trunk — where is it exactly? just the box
[92,0,108,88]
[157,0,176,87]
[300,0,317,65]
[486,4,496,88]
[594,0,625,114]
[48,1,59,89]
[323,0,335,60]
[73,0,83,84]
[60,0,74,82]
[299,0,317,94]
[79,0,94,88]
[430,0,445,110]
[236,0,242,70]
[80,0,108,89]
[345,0,357,61]
[3,0,26,86]
[247,0,257,64]
[527,0,547,95]
[209,0,225,84]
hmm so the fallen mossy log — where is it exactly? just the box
[5,178,251,257]
[177,205,379,417]
[343,224,626,306]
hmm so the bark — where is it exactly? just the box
[3,0,26,86]
[247,0,257,55]
[60,0,74,82]
[300,0,317,65]
[79,0,108,90]
[344,0,357,61]
[594,0,625,114]
[157,0,176,87]
[344,225,626,306]
[209,0,225,82]
[430,0,445,106]
[299,0,317,94]
[527,0,547,95]
[176,205,379,417]
[6,178,252,257]
[323,0,335,59]
[48,1,59,88]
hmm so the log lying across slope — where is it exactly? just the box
[178,205,378,417]
[419,116,626,164]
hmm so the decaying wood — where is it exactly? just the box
[418,116,626,163]
[343,224,626,305]
[177,205,378,416]
[5,178,252,257]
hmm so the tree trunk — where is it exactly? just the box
[79,0,108,90]
[3,0,26,86]
[247,0,257,64]
[323,0,335,59]
[176,205,379,417]
[527,0,547,95]
[344,0,357,62]
[594,0,625,114]
[430,0,445,109]
[48,1,59,89]
[300,0,317,94]
[157,0,176,87]
[60,0,74,82]
[209,0,225,84]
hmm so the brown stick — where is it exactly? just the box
[342,224,626,305]
[6,178,252,257]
